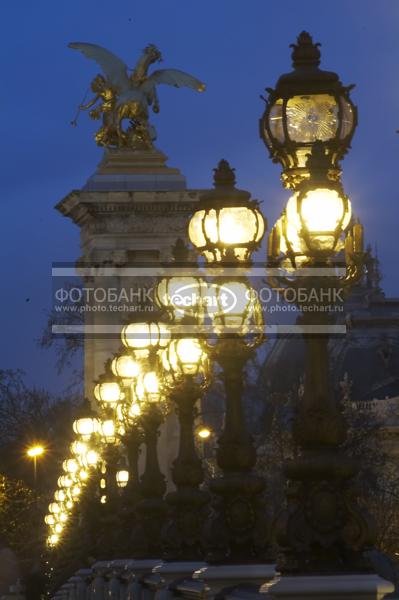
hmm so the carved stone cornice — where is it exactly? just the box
[56,190,203,226]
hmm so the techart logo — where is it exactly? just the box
[170,282,237,317]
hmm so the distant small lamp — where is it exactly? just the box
[81,449,100,469]
[73,417,99,441]
[57,475,73,489]
[135,371,162,404]
[111,353,140,383]
[121,321,170,358]
[197,426,212,440]
[94,378,124,410]
[188,160,266,263]
[99,419,118,444]
[62,458,79,475]
[116,469,130,489]
[47,534,59,547]
[116,398,141,428]
[260,31,357,188]
[48,502,61,515]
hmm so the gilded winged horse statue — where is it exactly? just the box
[69,42,205,149]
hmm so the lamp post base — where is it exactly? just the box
[267,573,394,600]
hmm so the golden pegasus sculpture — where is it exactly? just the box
[69,42,205,149]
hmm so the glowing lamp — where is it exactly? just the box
[162,338,207,379]
[111,354,140,382]
[62,458,79,474]
[208,279,263,337]
[44,515,55,526]
[135,371,161,404]
[99,419,117,444]
[269,184,352,265]
[94,380,123,409]
[188,160,265,263]
[121,321,170,358]
[73,417,98,440]
[116,470,129,488]
[198,427,211,439]
[260,32,357,188]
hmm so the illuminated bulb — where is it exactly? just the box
[73,417,98,439]
[62,458,79,474]
[99,420,117,444]
[47,534,59,547]
[44,515,55,526]
[111,355,140,380]
[121,322,170,357]
[54,490,66,503]
[198,427,211,439]
[94,381,123,407]
[300,188,350,232]
[116,470,129,488]
[79,469,89,481]
[84,450,99,467]
[162,338,205,377]
[100,495,107,504]
[48,502,60,514]
[70,441,88,456]
[57,475,73,488]
[136,371,161,403]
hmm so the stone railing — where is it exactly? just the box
[50,561,276,600]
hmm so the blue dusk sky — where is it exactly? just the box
[1,0,399,393]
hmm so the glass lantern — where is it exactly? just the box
[94,380,124,410]
[188,160,266,263]
[161,338,208,381]
[260,31,357,189]
[116,469,129,488]
[121,321,170,359]
[99,419,118,444]
[111,354,140,383]
[207,278,264,341]
[268,182,352,266]
[135,371,161,404]
[155,276,207,322]
[73,417,98,441]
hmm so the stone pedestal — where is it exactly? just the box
[193,564,276,599]
[267,574,394,600]
[56,147,202,486]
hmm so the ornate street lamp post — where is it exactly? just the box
[130,365,167,558]
[160,337,210,560]
[188,161,271,563]
[262,33,375,575]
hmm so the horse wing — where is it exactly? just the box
[140,69,205,94]
[68,42,130,93]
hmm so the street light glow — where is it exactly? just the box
[27,445,45,458]
[198,427,211,440]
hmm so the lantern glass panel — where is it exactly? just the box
[286,94,338,143]
[301,188,349,233]
[339,96,355,139]
[188,210,207,248]
[269,99,284,142]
